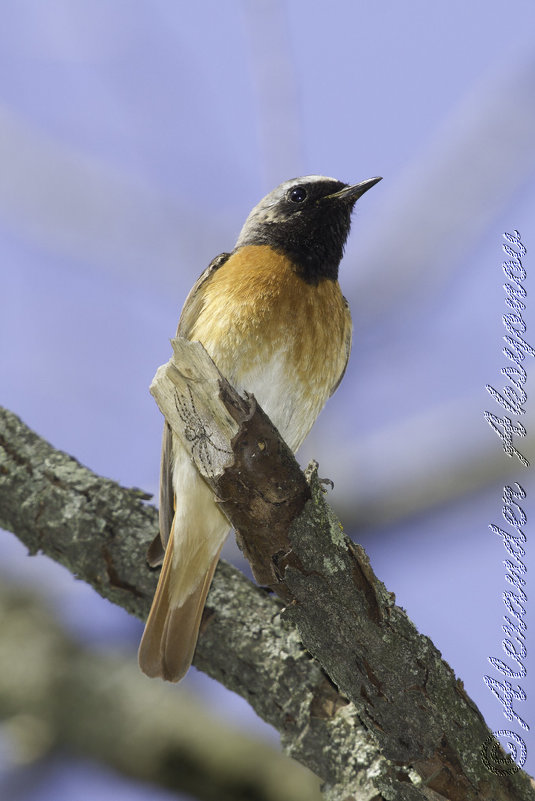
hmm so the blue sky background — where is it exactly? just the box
[1,1,535,797]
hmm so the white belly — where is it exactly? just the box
[231,348,330,452]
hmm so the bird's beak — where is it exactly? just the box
[325,176,382,203]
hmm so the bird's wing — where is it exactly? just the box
[147,252,231,564]
[177,251,231,338]
[330,295,353,396]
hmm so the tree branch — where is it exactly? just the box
[1,402,533,801]
[0,580,321,801]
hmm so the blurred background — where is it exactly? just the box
[1,1,535,798]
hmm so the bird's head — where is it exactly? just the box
[235,175,382,283]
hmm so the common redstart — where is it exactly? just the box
[139,174,382,681]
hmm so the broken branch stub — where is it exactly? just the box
[149,337,311,592]
[150,338,239,479]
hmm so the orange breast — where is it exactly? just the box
[189,245,351,448]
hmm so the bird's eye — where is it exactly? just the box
[288,186,307,203]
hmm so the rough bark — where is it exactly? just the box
[1,393,534,800]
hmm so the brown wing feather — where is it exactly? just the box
[149,252,232,567]
[146,533,165,568]
[177,252,231,338]
[158,422,175,550]
[145,422,175,567]
[330,295,352,396]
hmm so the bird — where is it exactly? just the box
[138,174,382,682]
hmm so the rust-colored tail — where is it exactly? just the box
[138,530,222,682]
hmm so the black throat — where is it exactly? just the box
[239,201,352,285]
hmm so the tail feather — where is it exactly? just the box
[139,527,222,682]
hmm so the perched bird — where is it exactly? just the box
[138,174,382,681]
